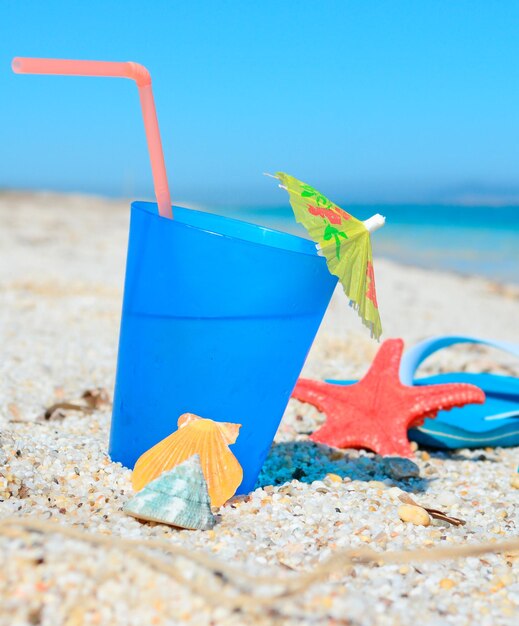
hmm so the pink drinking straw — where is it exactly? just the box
[12,57,173,219]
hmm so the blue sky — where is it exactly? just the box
[2,1,519,207]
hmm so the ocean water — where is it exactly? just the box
[214,204,519,285]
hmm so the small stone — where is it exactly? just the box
[439,578,457,590]
[368,481,387,489]
[385,457,420,480]
[325,473,342,483]
[397,504,431,526]
[437,492,457,507]
[387,487,404,500]
[8,403,21,419]
[82,387,111,409]
[509,474,519,489]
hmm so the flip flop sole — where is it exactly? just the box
[410,372,519,449]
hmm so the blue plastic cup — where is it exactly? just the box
[109,202,337,493]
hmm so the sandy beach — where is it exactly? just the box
[0,191,518,625]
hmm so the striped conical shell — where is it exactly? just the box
[124,454,215,530]
[132,413,243,507]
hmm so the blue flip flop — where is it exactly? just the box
[399,336,519,449]
[327,336,519,450]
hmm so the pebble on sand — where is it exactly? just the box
[397,504,431,526]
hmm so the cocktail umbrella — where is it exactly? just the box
[272,173,385,340]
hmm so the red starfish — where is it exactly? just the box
[292,338,485,457]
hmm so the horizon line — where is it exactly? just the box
[2,185,519,209]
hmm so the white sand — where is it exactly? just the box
[0,191,518,625]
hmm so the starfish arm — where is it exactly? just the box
[371,426,415,458]
[405,383,486,423]
[362,338,404,383]
[291,379,342,415]
[310,422,349,448]
[311,421,414,457]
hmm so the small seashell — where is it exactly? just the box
[397,504,431,526]
[510,474,519,489]
[132,413,243,507]
[124,454,215,530]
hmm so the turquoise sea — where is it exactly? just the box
[216,204,519,286]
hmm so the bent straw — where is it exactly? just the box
[12,57,172,219]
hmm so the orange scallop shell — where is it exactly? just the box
[131,413,243,507]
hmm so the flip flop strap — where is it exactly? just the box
[399,335,519,385]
